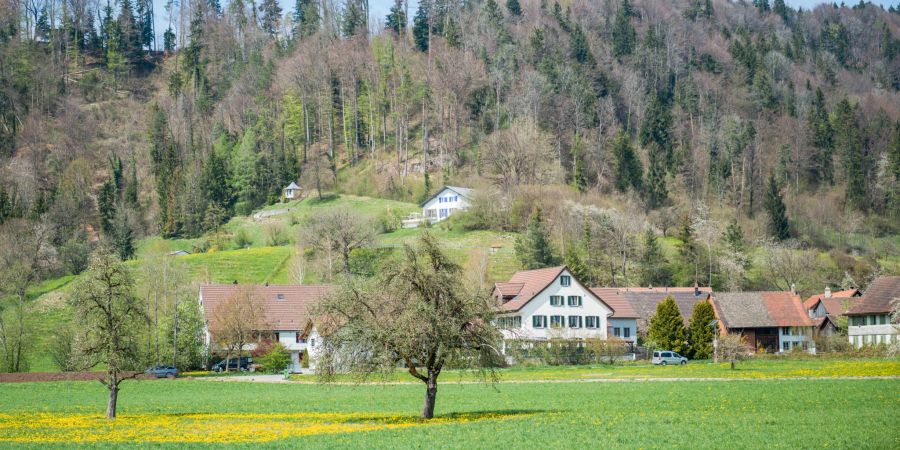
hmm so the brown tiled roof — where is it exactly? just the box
[200,284,335,331]
[713,292,813,329]
[611,288,714,332]
[846,276,900,316]
[494,267,614,313]
[494,266,566,312]
[803,288,859,309]
[590,288,639,319]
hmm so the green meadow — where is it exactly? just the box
[0,375,897,448]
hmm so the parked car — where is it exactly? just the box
[212,357,253,372]
[652,351,688,366]
[145,366,179,378]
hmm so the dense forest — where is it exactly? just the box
[2,0,900,297]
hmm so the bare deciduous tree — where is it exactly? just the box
[315,233,502,419]
[300,208,374,275]
[718,333,751,370]
[209,285,269,371]
[482,117,559,191]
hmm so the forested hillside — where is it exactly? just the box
[2,0,900,303]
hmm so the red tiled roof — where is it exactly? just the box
[761,292,814,327]
[494,282,525,298]
[846,277,900,316]
[200,284,335,331]
[803,288,859,310]
[590,288,639,319]
[494,266,566,312]
[713,291,813,328]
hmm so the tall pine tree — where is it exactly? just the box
[687,300,716,359]
[764,174,790,240]
[515,207,558,269]
[647,296,688,355]
[612,131,643,192]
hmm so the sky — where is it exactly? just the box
[149,0,898,43]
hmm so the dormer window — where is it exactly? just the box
[276,294,285,301]
[560,275,571,287]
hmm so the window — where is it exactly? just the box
[662,352,672,357]
[567,296,582,307]
[879,315,888,325]
[497,316,522,329]
[623,328,631,338]
[585,316,600,329]
[613,327,621,337]
[532,315,547,328]
[568,316,582,328]
[310,338,316,347]
[549,295,564,307]
[295,332,302,343]
[550,315,565,328]
[560,275,571,287]
[782,341,790,351]
[276,294,285,301]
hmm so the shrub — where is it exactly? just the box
[718,333,751,369]
[264,222,290,246]
[258,343,292,373]
[301,348,310,369]
[233,229,252,249]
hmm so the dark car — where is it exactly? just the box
[145,365,179,378]
[212,357,253,372]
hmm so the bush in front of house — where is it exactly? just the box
[258,343,292,373]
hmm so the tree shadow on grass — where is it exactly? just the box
[307,194,340,205]
[434,409,553,421]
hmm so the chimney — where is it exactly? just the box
[824,286,832,298]
[790,283,796,296]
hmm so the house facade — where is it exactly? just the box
[283,182,302,200]
[198,284,333,372]
[493,267,614,345]
[421,186,472,223]
[712,291,816,354]
[592,286,714,341]
[845,277,900,347]
[803,287,860,336]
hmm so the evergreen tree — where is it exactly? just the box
[639,228,671,287]
[412,2,430,52]
[612,1,636,57]
[342,0,367,38]
[676,215,698,266]
[125,161,139,208]
[117,0,141,59]
[687,300,716,359]
[202,149,233,209]
[569,24,594,65]
[515,207,558,269]
[293,0,320,39]
[888,122,900,218]
[98,177,118,236]
[764,174,790,240]
[571,137,587,192]
[832,97,867,211]
[640,93,674,166]
[755,0,771,14]
[564,245,589,284]
[723,219,745,254]
[385,0,407,35]
[163,27,176,53]
[645,142,668,209]
[612,131,643,193]
[506,0,522,16]
[259,0,283,37]
[807,88,834,185]
[773,0,790,20]
[484,0,503,26]
[113,210,135,261]
[647,296,688,355]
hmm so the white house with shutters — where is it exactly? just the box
[492,266,614,343]
[420,186,472,223]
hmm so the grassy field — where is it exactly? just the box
[0,375,897,448]
[289,358,900,383]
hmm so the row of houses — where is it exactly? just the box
[198,270,899,372]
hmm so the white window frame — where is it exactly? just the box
[567,295,582,307]
[568,316,582,328]
[550,295,564,307]
[560,275,571,287]
[532,315,547,329]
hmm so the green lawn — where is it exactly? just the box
[289,358,900,383]
[0,376,896,448]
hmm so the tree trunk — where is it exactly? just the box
[106,383,119,419]
[730,361,735,370]
[422,377,438,419]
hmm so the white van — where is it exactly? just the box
[652,351,688,366]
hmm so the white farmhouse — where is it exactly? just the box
[199,284,334,372]
[845,276,900,347]
[420,186,472,223]
[492,266,614,343]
